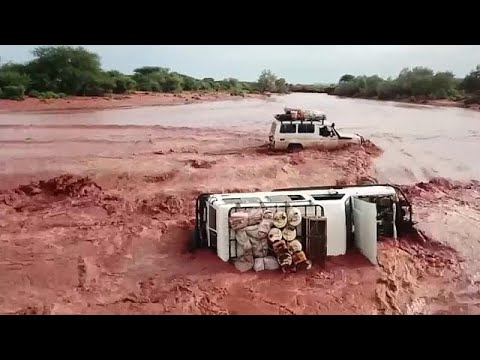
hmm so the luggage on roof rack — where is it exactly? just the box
[282,107,326,121]
[274,113,326,123]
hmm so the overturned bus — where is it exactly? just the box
[193,184,413,272]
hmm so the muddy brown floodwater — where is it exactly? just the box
[1,93,480,314]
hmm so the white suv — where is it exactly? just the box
[268,108,365,151]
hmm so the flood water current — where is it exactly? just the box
[1,93,480,184]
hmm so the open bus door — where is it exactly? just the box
[352,197,378,265]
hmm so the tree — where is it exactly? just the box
[257,69,277,93]
[0,85,25,100]
[0,62,28,74]
[199,81,212,91]
[339,74,355,83]
[226,78,240,89]
[396,68,414,96]
[133,67,169,76]
[240,82,254,92]
[113,76,137,94]
[27,46,103,95]
[411,67,434,77]
[411,76,433,97]
[376,81,396,100]
[0,71,31,88]
[275,78,288,93]
[106,70,123,77]
[80,73,116,96]
[163,74,183,92]
[364,75,383,97]
[217,79,231,91]
[461,65,480,94]
[431,71,455,98]
[334,82,359,96]
[104,70,137,94]
[432,71,455,90]
[182,76,197,91]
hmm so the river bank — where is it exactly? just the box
[394,97,480,111]
[2,90,478,114]
[0,91,268,113]
[330,94,480,111]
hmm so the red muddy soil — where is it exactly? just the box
[399,178,480,314]
[0,91,267,113]
[0,124,474,314]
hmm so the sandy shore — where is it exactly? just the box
[0,91,268,113]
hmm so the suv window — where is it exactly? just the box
[266,194,305,202]
[298,124,315,133]
[319,125,333,137]
[280,124,296,133]
[208,205,216,230]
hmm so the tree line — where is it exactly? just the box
[0,46,290,100]
[327,66,480,104]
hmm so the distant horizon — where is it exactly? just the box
[0,45,479,84]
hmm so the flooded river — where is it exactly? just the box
[2,93,480,314]
[1,93,480,184]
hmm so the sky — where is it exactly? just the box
[0,45,479,84]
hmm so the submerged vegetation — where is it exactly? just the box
[0,46,290,100]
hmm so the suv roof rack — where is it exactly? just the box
[284,107,325,115]
[274,114,326,125]
[274,114,326,121]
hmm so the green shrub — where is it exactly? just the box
[28,89,42,98]
[150,82,161,92]
[81,76,116,96]
[163,74,183,93]
[44,91,59,99]
[230,88,245,97]
[376,82,396,100]
[0,88,3,98]
[199,81,212,91]
[465,96,480,105]
[136,79,152,92]
[433,88,448,100]
[1,85,25,100]
[28,91,66,99]
[324,86,336,95]
[182,76,196,91]
[113,77,136,94]
[334,82,359,97]
[447,88,464,101]
[0,71,30,88]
